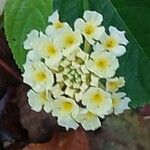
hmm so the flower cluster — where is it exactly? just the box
[23,10,131,131]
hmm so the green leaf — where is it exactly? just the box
[54,0,150,108]
[111,0,150,59]
[53,0,84,26]
[4,0,53,71]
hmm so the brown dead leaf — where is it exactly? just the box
[16,84,57,143]
[22,128,89,150]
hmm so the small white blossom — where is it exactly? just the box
[112,92,131,115]
[55,29,83,56]
[52,97,79,130]
[76,109,101,131]
[22,61,54,92]
[86,51,119,78]
[82,87,112,118]
[23,30,40,50]
[35,34,62,67]
[74,10,105,45]
[106,77,125,92]
[46,10,71,37]
[94,26,129,57]
[27,89,53,113]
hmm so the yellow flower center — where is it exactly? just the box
[91,92,104,105]
[85,111,95,120]
[112,98,119,107]
[108,81,118,91]
[61,101,73,112]
[34,71,46,82]
[95,58,109,70]
[54,21,63,29]
[39,91,47,103]
[46,43,56,57]
[84,23,95,35]
[104,37,117,49]
[64,33,76,47]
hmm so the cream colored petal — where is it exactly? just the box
[65,87,76,98]
[93,42,105,52]
[57,116,79,130]
[27,90,42,112]
[45,25,56,36]
[77,109,101,131]
[24,30,39,50]
[93,26,105,41]
[90,75,99,87]
[109,26,129,45]
[51,84,64,98]
[48,10,59,23]
[74,18,85,32]
[45,51,62,67]
[81,65,89,74]
[111,45,126,57]
[112,92,131,115]
[44,99,53,113]
[26,50,41,63]
[83,10,103,26]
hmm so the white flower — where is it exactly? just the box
[22,61,54,92]
[94,26,129,57]
[82,87,112,118]
[52,97,79,130]
[55,29,83,56]
[74,10,105,45]
[23,30,40,50]
[46,10,71,37]
[27,89,53,113]
[34,33,62,67]
[86,51,119,78]
[106,77,125,92]
[26,50,41,63]
[76,109,101,131]
[112,92,131,115]
[24,30,41,62]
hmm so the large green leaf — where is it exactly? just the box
[90,0,150,108]
[111,0,150,59]
[53,0,150,108]
[4,0,53,70]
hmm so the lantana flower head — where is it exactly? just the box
[23,10,131,131]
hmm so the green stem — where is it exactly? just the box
[99,81,105,90]
[83,0,90,10]
[83,40,91,53]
